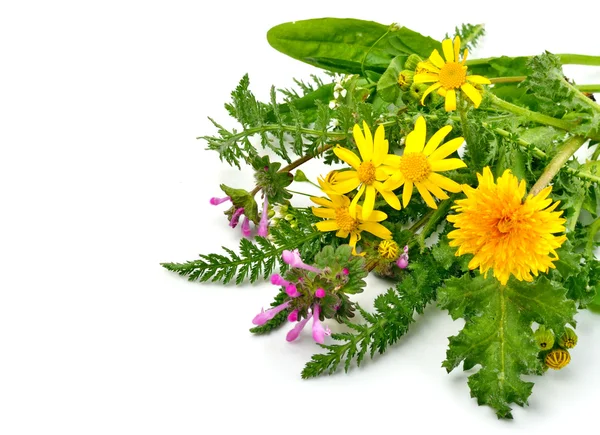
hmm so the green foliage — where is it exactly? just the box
[250,291,289,335]
[251,155,293,204]
[453,23,485,51]
[439,275,577,419]
[301,252,441,378]
[376,55,406,103]
[160,219,321,285]
[267,18,440,75]
[220,184,259,223]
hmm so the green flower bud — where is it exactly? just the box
[268,208,276,218]
[405,54,423,71]
[559,327,578,349]
[294,169,310,183]
[408,83,429,102]
[534,326,555,351]
[284,214,295,222]
[397,70,414,91]
[290,221,298,229]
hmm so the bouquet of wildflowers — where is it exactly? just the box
[162,19,600,418]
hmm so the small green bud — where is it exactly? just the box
[279,204,288,213]
[405,54,424,71]
[397,70,414,91]
[290,221,298,229]
[268,208,276,218]
[534,326,555,351]
[408,83,429,102]
[294,169,310,183]
[284,214,295,222]
[545,349,571,370]
[559,327,578,349]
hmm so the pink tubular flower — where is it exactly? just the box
[396,245,409,269]
[252,301,291,326]
[257,196,269,237]
[342,268,349,275]
[229,207,245,228]
[311,304,331,344]
[286,312,313,342]
[270,274,289,287]
[282,249,321,273]
[210,196,231,205]
[287,309,299,323]
[241,216,252,238]
[315,288,326,298]
[286,283,301,298]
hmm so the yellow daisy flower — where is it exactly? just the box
[413,36,491,111]
[447,167,567,285]
[311,179,392,256]
[384,116,466,209]
[330,122,401,219]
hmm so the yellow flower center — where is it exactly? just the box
[399,152,431,182]
[335,207,359,232]
[358,162,376,185]
[439,62,467,90]
[378,240,399,260]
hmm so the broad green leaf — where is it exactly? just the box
[439,274,577,419]
[376,55,406,103]
[466,55,530,78]
[267,18,440,75]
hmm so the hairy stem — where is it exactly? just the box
[466,54,600,67]
[489,76,527,84]
[529,136,588,196]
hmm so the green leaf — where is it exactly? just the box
[267,18,440,75]
[439,274,577,419]
[220,184,259,223]
[376,55,406,103]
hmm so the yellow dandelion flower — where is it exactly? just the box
[413,35,491,111]
[311,179,392,256]
[447,167,567,286]
[330,122,401,219]
[384,116,466,209]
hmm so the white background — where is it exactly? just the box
[2,1,600,434]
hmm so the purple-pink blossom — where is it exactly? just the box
[257,196,269,237]
[252,301,291,326]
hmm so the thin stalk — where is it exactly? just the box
[487,92,576,131]
[529,136,587,196]
[466,54,600,67]
[489,76,526,84]
[360,28,391,82]
[577,84,600,93]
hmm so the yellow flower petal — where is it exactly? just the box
[405,116,426,154]
[375,184,401,210]
[422,179,449,200]
[466,75,491,85]
[462,47,469,64]
[330,177,361,194]
[334,170,359,181]
[461,82,483,108]
[358,222,392,239]
[382,173,404,190]
[310,196,334,208]
[352,124,370,163]
[417,61,440,73]
[384,154,401,167]
[414,73,439,84]
[402,181,414,207]
[362,185,377,219]
[428,137,465,161]
[445,89,457,111]
[442,38,454,62]
[428,172,462,192]
[430,158,467,172]
[429,49,446,69]
[453,36,461,62]
[334,146,361,169]
[371,125,389,166]
[423,125,452,156]
[349,232,363,256]
[420,82,442,105]
[361,121,374,161]
[415,182,437,209]
[315,220,340,232]
[349,184,366,218]
[311,207,335,219]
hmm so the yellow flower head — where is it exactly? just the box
[447,167,567,285]
[311,178,392,256]
[413,36,491,111]
[331,122,401,219]
[385,116,466,209]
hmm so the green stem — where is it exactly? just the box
[529,135,588,196]
[585,217,600,257]
[489,76,527,84]
[577,84,600,93]
[287,189,313,197]
[487,92,576,131]
[558,54,600,67]
[360,28,392,82]
[417,197,455,251]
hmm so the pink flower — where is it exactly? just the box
[270,274,289,286]
[286,312,313,342]
[342,268,349,275]
[287,309,299,322]
[252,301,291,326]
[229,207,245,228]
[396,245,409,269]
[311,304,331,344]
[315,288,326,298]
[241,216,252,238]
[286,283,301,298]
[281,249,321,273]
[210,196,231,205]
[257,196,269,237]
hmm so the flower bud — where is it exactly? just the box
[545,349,571,370]
[408,83,430,102]
[534,326,555,351]
[559,327,578,349]
[405,54,424,71]
[397,70,414,91]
